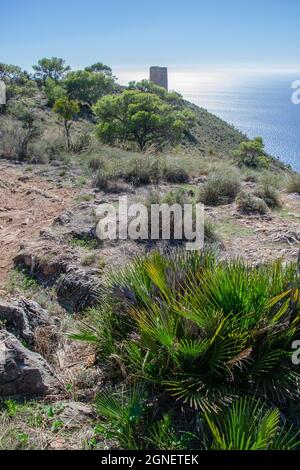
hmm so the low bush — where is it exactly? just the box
[87,155,104,171]
[242,170,259,183]
[162,165,190,184]
[119,155,164,186]
[0,122,28,159]
[143,189,218,245]
[205,397,300,450]
[255,184,281,209]
[94,169,121,193]
[204,216,219,243]
[287,174,300,194]
[198,172,241,206]
[236,191,269,215]
[72,250,300,450]
[72,131,93,154]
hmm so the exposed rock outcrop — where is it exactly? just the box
[0,297,52,346]
[56,267,102,312]
[0,331,58,398]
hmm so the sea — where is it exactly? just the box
[116,68,300,171]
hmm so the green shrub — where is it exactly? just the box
[259,172,284,189]
[44,78,66,106]
[242,170,259,183]
[234,137,269,169]
[142,189,218,245]
[204,217,219,243]
[162,165,190,184]
[71,131,93,154]
[205,397,300,450]
[73,250,300,449]
[109,253,299,411]
[95,385,146,450]
[87,155,104,171]
[94,169,120,193]
[287,174,300,194]
[75,251,300,408]
[81,253,96,266]
[69,235,100,250]
[120,155,163,186]
[162,188,186,206]
[255,184,281,209]
[198,173,241,206]
[236,191,269,215]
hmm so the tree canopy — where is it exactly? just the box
[64,70,115,106]
[0,63,25,83]
[84,62,113,76]
[53,97,80,151]
[32,57,71,83]
[234,137,269,168]
[44,78,67,106]
[93,89,195,151]
[129,79,183,106]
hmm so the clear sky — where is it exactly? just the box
[1,0,300,72]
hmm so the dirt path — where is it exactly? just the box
[0,162,77,290]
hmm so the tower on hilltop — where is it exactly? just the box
[149,66,168,91]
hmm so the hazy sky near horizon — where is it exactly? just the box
[1,0,300,73]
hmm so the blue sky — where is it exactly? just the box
[1,0,300,72]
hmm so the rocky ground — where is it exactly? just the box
[0,158,299,449]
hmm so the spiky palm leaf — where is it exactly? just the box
[76,250,300,416]
[205,397,300,450]
[95,384,146,450]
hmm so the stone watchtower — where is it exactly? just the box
[150,66,168,91]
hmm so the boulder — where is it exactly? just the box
[56,267,102,312]
[14,244,71,286]
[0,297,52,346]
[0,331,58,398]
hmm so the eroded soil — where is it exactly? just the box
[0,162,78,290]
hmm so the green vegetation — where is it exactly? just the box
[90,153,191,191]
[205,397,300,450]
[1,56,300,452]
[255,183,281,209]
[69,235,100,250]
[53,97,80,151]
[0,63,24,82]
[236,191,269,215]
[93,88,195,151]
[0,401,90,450]
[81,253,97,267]
[287,174,300,194]
[7,104,41,160]
[32,57,70,83]
[198,172,241,206]
[64,70,115,106]
[6,267,40,294]
[85,62,113,76]
[141,188,218,245]
[234,137,269,169]
[73,250,300,450]
[44,78,67,106]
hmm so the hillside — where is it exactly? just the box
[184,101,246,156]
[0,87,247,161]
[0,65,300,450]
